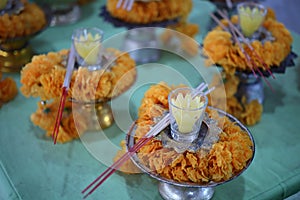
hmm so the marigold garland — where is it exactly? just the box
[106,0,192,24]
[20,48,136,102]
[0,0,47,40]
[114,82,254,184]
[203,14,293,75]
[0,72,18,108]
[30,100,89,143]
[20,48,136,143]
[208,73,263,126]
[106,0,199,56]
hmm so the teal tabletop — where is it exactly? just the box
[1,1,300,200]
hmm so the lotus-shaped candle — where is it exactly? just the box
[168,87,208,143]
[237,2,267,38]
[72,27,104,70]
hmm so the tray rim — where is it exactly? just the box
[126,106,256,188]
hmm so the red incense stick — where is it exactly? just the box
[53,87,68,144]
[82,115,170,199]
[52,45,75,144]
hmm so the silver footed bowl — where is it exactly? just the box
[126,107,255,200]
[33,0,81,26]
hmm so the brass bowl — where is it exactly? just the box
[79,101,114,130]
[71,99,115,131]
[0,37,33,72]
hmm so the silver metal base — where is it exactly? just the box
[236,73,264,104]
[122,28,160,64]
[158,182,214,200]
[50,4,81,26]
[126,107,255,200]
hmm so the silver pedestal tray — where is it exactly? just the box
[33,0,81,26]
[49,4,81,26]
[122,28,160,64]
[126,107,255,200]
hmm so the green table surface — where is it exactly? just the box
[1,1,300,200]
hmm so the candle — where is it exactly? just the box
[171,93,205,133]
[238,2,267,38]
[169,87,208,143]
[72,27,104,67]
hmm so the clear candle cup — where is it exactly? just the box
[237,2,267,38]
[168,87,208,143]
[72,27,104,71]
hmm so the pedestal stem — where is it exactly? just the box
[122,28,160,64]
[236,73,264,104]
[158,182,214,200]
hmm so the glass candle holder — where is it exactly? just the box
[237,2,267,38]
[168,87,208,143]
[72,27,104,71]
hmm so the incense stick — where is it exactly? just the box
[209,13,228,31]
[82,114,170,199]
[82,82,211,198]
[81,121,137,197]
[53,44,76,144]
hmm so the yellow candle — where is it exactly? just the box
[74,32,102,65]
[171,93,205,133]
[238,4,266,37]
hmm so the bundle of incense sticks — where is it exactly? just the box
[82,82,215,199]
[210,9,275,90]
[52,45,76,144]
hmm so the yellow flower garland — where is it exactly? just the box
[106,0,192,24]
[20,48,136,143]
[20,48,136,102]
[208,73,263,126]
[0,72,18,108]
[203,14,293,75]
[30,99,89,143]
[0,0,47,40]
